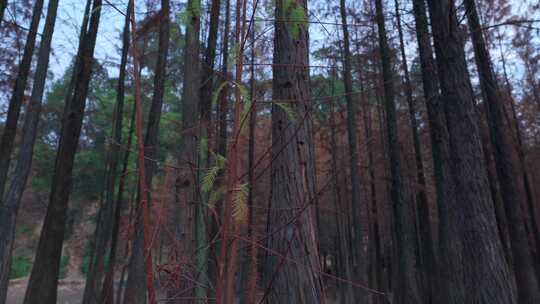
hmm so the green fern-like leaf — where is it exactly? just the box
[232,183,249,222]
[214,152,226,169]
[208,186,225,208]
[198,136,209,158]
[275,102,296,122]
[202,165,220,193]
[212,81,230,107]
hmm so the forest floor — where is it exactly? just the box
[7,279,86,304]
[6,193,340,303]
[6,193,95,304]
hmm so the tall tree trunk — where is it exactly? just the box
[465,0,540,302]
[263,0,324,302]
[426,0,516,303]
[82,2,131,303]
[209,0,231,287]
[237,20,257,304]
[101,98,135,304]
[22,1,102,303]
[411,1,457,302]
[0,0,7,28]
[173,0,201,300]
[499,37,540,265]
[123,1,169,303]
[0,0,44,206]
[217,0,231,159]
[200,0,221,139]
[218,0,248,301]
[0,0,59,302]
[198,0,221,293]
[359,74,384,304]
[478,117,513,264]
[352,27,385,300]
[338,1,368,301]
[327,69,355,303]
[108,102,136,304]
[374,1,421,303]
[394,3,435,302]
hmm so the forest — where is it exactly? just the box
[0,0,539,303]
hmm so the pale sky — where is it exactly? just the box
[2,0,539,101]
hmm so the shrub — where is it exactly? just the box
[10,256,31,279]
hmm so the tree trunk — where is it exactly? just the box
[394,2,435,302]
[263,0,324,302]
[0,0,7,28]
[359,73,384,304]
[0,0,59,302]
[338,1,369,301]
[237,20,257,304]
[81,2,131,303]
[217,0,231,159]
[465,0,540,302]
[123,1,169,303]
[209,0,231,287]
[172,0,201,300]
[197,0,221,297]
[218,0,248,301]
[499,38,540,267]
[411,1,459,302]
[101,96,135,304]
[327,70,355,303]
[374,0,421,303]
[200,0,221,139]
[22,1,102,303]
[0,0,44,207]
[426,0,517,302]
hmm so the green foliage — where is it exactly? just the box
[212,81,230,107]
[16,223,32,236]
[59,254,70,279]
[202,165,220,194]
[72,149,107,200]
[208,186,225,208]
[9,256,31,279]
[185,0,201,36]
[81,243,92,275]
[282,0,307,38]
[232,183,249,222]
[235,82,253,136]
[229,43,241,70]
[198,137,209,158]
[202,149,226,194]
[213,152,226,169]
[275,102,297,122]
[31,140,56,192]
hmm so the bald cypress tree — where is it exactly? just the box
[338,0,368,301]
[374,0,422,302]
[23,0,103,303]
[426,0,516,302]
[123,1,170,303]
[0,0,7,28]
[263,0,324,302]
[465,0,540,302]
[0,0,44,208]
[0,0,59,302]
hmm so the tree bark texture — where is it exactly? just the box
[0,0,44,207]
[426,0,517,302]
[23,1,102,303]
[374,0,422,303]
[465,0,540,302]
[263,0,324,302]
[0,0,59,302]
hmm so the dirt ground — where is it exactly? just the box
[7,279,85,304]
